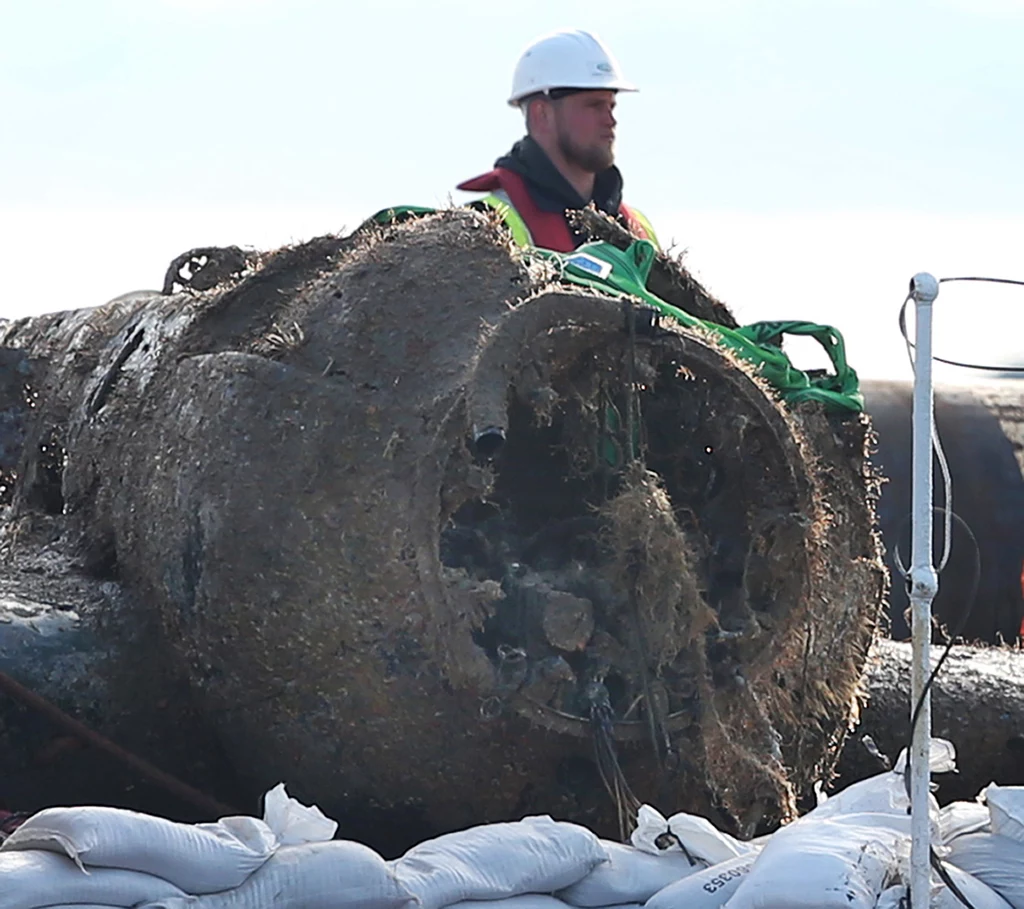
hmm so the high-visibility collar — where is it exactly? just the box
[457,167,658,252]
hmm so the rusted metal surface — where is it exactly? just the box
[0,212,885,853]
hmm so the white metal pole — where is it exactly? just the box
[909,272,940,909]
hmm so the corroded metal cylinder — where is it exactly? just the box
[0,212,885,852]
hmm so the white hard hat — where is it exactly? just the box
[508,29,637,107]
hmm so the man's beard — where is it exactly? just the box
[557,125,615,175]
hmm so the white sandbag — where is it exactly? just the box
[806,769,918,820]
[3,784,332,895]
[0,850,184,909]
[139,840,414,909]
[262,783,337,846]
[631,806,755,865]
[644,855,755,909]
[805,769,943,843]
[557,840,704,907]
[2,808,276,883]
[723,814,908,909]
[934,862,1014,909]
[875,885,905,909]
[807,739,955,832]
[893,739,958,775]
[391,816,608,909]
[444,899,642,909]
[444,897,574,909]
[939,800,990,845]
[983,784,1024,843]
[0,805,276,894]
[872,862,1012,909]
[945,832,1024,909]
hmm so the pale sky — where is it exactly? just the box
[2,0,1023,379]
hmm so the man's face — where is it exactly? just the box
[551,90,618,174]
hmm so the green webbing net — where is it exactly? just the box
[537,239,862,413]
[370,206,863,412]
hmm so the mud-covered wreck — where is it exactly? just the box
[0,208,896,852]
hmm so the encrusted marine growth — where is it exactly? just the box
[0,209,885,851]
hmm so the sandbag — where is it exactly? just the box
[874,863,1012,909]
[445,898,576,909]
[557,840,703,907]
[444,899,641,909]
[723,813,907,909]
[391,816,607,909]
[935,863,1014,909]
[140,840,414,909]
[630,806,754,866]
[0,806,276,894]
[807,740,955,834]
[945,832,1024,909]
[644,855,755,909]
[0,850,184,909]
[939,800,991,845]
[262,783,338,847]
[870,885,906,909]
[807,770,919,821]
[984,784,1024,843]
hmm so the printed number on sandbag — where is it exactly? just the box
[702,864,751,893]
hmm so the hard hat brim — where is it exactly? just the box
[507,81,638,107]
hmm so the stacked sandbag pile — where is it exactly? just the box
[649,739,1021,909]
[2,742,1023,909]
[938,784,1024,908]
[0,784,410,909]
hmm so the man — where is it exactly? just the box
[458,29,659,253]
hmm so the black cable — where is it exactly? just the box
[940,276,1024,287]
[899,276,1024,374]
[588,682,641,839]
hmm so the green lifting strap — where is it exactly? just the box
[734,320,861,409]
[368,206,862,412]
[371,205,438,224]
[533,239,863,413]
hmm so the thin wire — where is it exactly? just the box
[898,277,1024,373]
[896,272,1024,562]
[589,684,642,839]
[940,276,1024,286]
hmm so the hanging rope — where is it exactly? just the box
[587,680,641,841]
